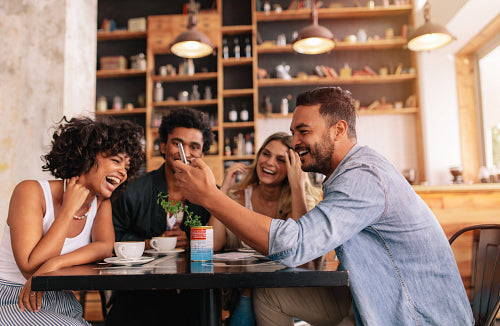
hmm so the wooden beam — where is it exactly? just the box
[455,14,500,183]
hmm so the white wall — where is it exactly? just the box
[0,0,96,239]
[258,114,418,177]
[416,0,500,185]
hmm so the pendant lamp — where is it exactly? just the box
[170,0,214,58]
[407,1,455,52]
[292,0,335,55]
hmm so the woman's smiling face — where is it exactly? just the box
[256,140,289,186]
[81,152,130,198]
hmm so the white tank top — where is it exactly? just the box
[225,187,254,249]
[0,180,97,284]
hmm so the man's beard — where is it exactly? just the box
[301,136,335,174]
[165,157,176,174]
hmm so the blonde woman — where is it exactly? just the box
[208,132,321,325]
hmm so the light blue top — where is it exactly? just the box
[268,145,474,325]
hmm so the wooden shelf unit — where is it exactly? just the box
[257,74,416,87]
[253,0,425,182]
[97,30,147,41]
[96,69,147,79]
[254,5,412,21]
[151,72,218,83]
[257,38,408,53]
[96,108,147,116]
[152,99,219,108]
[95,0,424,182]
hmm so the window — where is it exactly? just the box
[475,35,500,168]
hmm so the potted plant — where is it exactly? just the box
[157,192,202,228]
[157,193,213,261]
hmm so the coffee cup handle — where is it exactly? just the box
[118,246,128,258]
[150,239,158,250]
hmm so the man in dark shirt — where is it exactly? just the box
[105,107,215,326]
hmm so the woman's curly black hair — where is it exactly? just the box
[159,107,214,154]
[42,116,144,186]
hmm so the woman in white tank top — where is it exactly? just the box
[0,116,144,325]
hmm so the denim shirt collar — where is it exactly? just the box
[322,143,361,191]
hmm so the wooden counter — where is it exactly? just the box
[415,184,500,292]
[414,183,500,237]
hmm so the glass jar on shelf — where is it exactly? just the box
[240,103,249,122]
[228,105,238,122]
[96,96,107,112]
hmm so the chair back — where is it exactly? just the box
[449,224,500,326]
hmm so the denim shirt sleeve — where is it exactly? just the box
[268,161,388,266]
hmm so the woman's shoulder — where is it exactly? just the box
[229,189,246,205]
[9,180,46,219]
[12,180,43,195]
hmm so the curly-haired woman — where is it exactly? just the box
[0,116,144,325]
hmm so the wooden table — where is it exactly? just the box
[32,252,348,326]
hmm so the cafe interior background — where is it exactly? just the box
[0,0,499,238]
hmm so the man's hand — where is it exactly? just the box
[286,149,307,190]
[173,158,217,207]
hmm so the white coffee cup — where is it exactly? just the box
[150,236,177,251]
[114,241,145,260]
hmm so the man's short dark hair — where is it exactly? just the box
[296,86,357,140]
[159,107,214,153]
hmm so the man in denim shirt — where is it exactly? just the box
[174,87,474,325]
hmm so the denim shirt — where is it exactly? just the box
[268,145,474,326]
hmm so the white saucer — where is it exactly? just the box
[103,256,154,266]
[237,248,256,253]
[144,248,185,256]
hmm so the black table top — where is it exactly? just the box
[32,252,348,292]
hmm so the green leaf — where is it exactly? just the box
[156,192,202,227]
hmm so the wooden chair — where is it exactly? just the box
[449,224,500,326]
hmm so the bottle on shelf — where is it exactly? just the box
[186,58,195,75]
[209,113,216,127]
[245,38,251,58]
[222,38,229,59]
[208,138,218,155]
[190,84,200,101]
[244,133,253,155]
[237,133,244,156]
[232,136,239,155]
[154,82,164,102]
[261,95,272,116]
[96,96,107,112]
[263,1,271,15]
[233,38,240,59]
[224,138,231,156]
[280,97,289,116]
[240,103,249,122]
[112,96,123,110]
[228,104,238,122]
[204,86,212,100]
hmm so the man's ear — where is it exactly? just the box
[160,142,167,156]
[333,120,348,141]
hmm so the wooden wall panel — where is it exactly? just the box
[416,186,500,293]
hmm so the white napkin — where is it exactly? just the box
[166,211,184,230]
[213,252,254,260]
